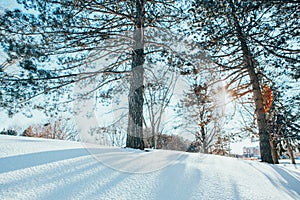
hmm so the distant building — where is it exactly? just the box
[243,146,260,158]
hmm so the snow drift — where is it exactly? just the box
[0,135,299,200]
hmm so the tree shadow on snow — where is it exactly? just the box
[247,162,300,198]
[86,148,189,173]
[155,154,204,199]
[271,165,300,196]
[0,148,99,173]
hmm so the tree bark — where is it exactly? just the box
[126,0,145,149]
[270,137,279,164]
[231,11,273,163]
[201,125,208,153]
[243,50,273,163]
[286,139,296,164]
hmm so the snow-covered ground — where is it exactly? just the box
[0,135,299,200]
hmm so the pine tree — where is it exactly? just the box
[268,88,300,164]
[0,0,184,149]
[188,0,299,163]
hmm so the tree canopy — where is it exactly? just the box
[0,1,299,162]
[187,0,299,163]
[0,0,188,149]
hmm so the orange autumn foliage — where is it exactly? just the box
[261,84,272,113]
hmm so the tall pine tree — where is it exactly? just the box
[189,0,299,163]
[0,0,184,149]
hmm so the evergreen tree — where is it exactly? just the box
[188,0,299,163]
[268,88,300,164]
[0,0,184,149]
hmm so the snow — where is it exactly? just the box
[0,135,300,200]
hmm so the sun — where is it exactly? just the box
[214,81,232,113]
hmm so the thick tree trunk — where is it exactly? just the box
[232,12,273,163]
[244,53,273,164]
[244,54,273,163]
[126,0,145,149]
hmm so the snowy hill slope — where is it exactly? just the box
[0,135,299,200]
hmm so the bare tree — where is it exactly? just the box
[22,117,78,140]
[177,64,226,153]
[144,64,178,148]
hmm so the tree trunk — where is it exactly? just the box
[270,137,279,164]
[201,125,208,153]
[244,52,273,164]
[126,0,145,150]
[286,139,296,164]
[154,133,158,149]
[232,12,273,163]
[151,122,157,149]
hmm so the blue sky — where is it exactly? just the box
[0,0,19,11]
